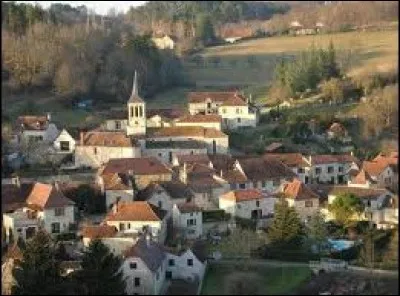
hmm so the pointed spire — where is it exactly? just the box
[128,70,144,103]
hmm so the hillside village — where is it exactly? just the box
[1,1,399,296]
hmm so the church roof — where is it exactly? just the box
[128,70,144,103]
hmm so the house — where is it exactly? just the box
[219,189,276,220]
[175,114,222,131]
[309,154,360,184]
[99,157,173,192]
[97,171,134,210]
[209,154,248,191]
[232,156,297,191]
[289,21,317,35]
[146,126,229,155]
[360,153,398,190]
[311,184,397,227]
[136,181,195,214]
[3,182,76,242]
[104,201,168,244]
[1,177,33,213]
[263,153,312,184]
[1,243,23,295]
[81,224,118,247]
[52,129,76,154]
[122,235,167,295]
[147,108,186,128]
[144,140,208,165]
[15,114,59,145]
[326,122,352,143]
[172,154,211,167]
[187,92,257,130]
[74,131,141,168]
[347,169,377,188]
[281,179,320,222]
[172,202,203,239]
[151,34,176,50]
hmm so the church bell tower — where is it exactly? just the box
[126,70,146,136]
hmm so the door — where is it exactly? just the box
[305,176,309,184]
[212,140,216,154]
[166,271,172,279]
[169,151,173,163]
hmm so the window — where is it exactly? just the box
[127,223,131,229]
[237,118,241,123]
[223,108,226,114]
[54,207,65,216]
[60,141,70,151]
[253,181,258,188]
[156,271,159,280]
[305,200,313,208]
[338,166,343,173]
[298,168,305,174]
[17,228,22,233]
[168,259,175,266]
[130,262,137,269]
[120,223,125,231]
[187,259,193,266]
[256,200,260,207]
[139,106,143,117]
[236,108,240,114]
[94,147,98,155]
[51,223,60,234]
[158,201,162,208]
[115,121,121,130]
[315,167,321,174]
[327,166,334,173]
[130,106,134,117]
[134,277,140,287]
[187,219,196,226]
[261,181,266,188]
[158,153,162,157]
[239,183,246,189]
[135,106,139,117]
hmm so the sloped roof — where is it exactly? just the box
[16,116,49,131]
[176,202,202,213]
[264,153,310,167]
[81,225,118,239]
[282,179,320,200]
[128,71,144,103]
[79,131,136,147]
[308,185,390,199]
[237,157,296,181]
[147,108,186,120]
[135,183,166,202]
[101,157,172,176]
[159,181,195,200]
[311,154,359,165]
[187,92,247,106]
[175,154,210,166]
[123,237,166,272]
[2,183,34,213]
[145,140,207,149]
[221,169,248,184]
[102,173,132,190]
[220,189,265,203]
[26,183,75,209]
[146,127,227,138]
[362,160,391,177]
[351,169,375,185]
[177,114,222,123]
[105,201,167,222]
[4,243,23,261]
[209,154,235,171]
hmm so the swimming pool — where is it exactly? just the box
[327,239,355,251]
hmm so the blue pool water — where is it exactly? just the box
[327,239,355,251]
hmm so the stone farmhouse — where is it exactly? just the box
[13,114,59,145]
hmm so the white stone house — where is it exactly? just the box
[175,114,222,131]
[52,129,76,154]
[74,131,141,168]
[219,189,276,220]
[151,34,175,50]
[104,201,168,244]
[3,209,39,243]
[172,203,203,239]
[310,154,359,184]
[362,159,397,190]
[96,172,134,210]
[281,179,320,222]
[15,114,59,145]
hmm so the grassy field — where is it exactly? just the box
[201,263,312,295]
[184,30,398,103]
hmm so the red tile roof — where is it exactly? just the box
[221,189,265,202]
[79,131,136,147]
[147,108,187,120]
[105,201,166,222]
[17,116,49,131]
[81,225,118,239]
[101,157,172,176]
[351,169,375,185]
[26,183,75,209]
[175,154,210,166]
[187,92,247,106]
[311,154,359,165]
[177,114,222,123]
[282,179,320,200]
[264,153,310,167]
[362,160,391,177]
[102,173,132,190]
[146,126,227,138]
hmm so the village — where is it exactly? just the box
[2,70,398,295]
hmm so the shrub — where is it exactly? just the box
[203,210,230,222]
[56,232,76,241]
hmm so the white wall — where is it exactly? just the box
[166,250,205,282]
[53,130,76,153]
[219,197,276,219]
[105,190,134,211]
[172,206,203,239]
[147,115,172,128]
[104,119,128,132]
[74,146,141,168]
[42,205,75,235]
[218,106,257,129]
[144,147,207,165]
[311,162,354,184]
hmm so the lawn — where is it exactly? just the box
[184,29,398,103]
[201,263,312,295]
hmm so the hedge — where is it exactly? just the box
[203,210,230,222]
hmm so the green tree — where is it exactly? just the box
[328,193,364,227]
[382,228,398,269]
[358,228,375,268]
[74,239,126,295]
[12,229,61,295]
[268,197,303,249]
[307,212,328,253]
[195,13,215,46]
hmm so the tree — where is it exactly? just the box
[195,13,215,46]
[327,193,364,227]
[320,78,345,104]
[307,212,328,253]
[382,228,398,268]
[74,239,126,295]
[358,228,375,268]
[12,229,61,295]
[268,197,303,249]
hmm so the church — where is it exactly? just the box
[74,71,229,168]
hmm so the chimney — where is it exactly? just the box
[54,181,59,190]
[220,170,223,178]
[180,163,187,184]
[80,132,84,145]
[47,113,51,122]
[12,176,21,188]
[145,233,151,247]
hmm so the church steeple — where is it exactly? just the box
[128,70,144,103]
